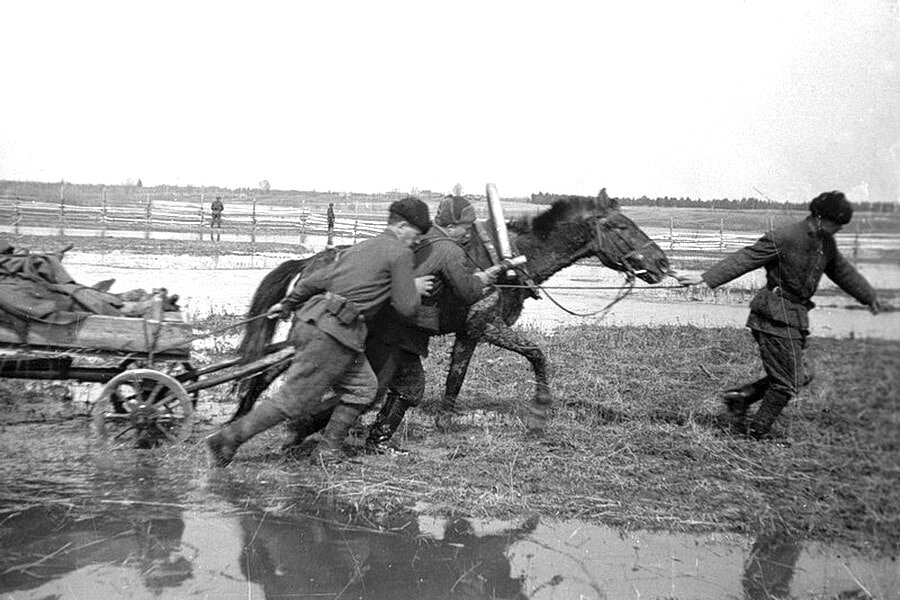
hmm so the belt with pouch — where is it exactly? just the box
[323,291,363,325]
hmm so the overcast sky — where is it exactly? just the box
[1,1,898,203]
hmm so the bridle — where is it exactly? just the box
[592,215,657,279]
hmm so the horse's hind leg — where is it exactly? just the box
[434,336,478,432]
[482,323,551,435]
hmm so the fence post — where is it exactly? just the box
[719,218,724,251]
[145,193,152,239]
[853,222,860,264]
[100,186,107,238]
[251,194,258,246]
[198,195,205,241]
[13,193,20,236]
[58,193,65,238]
[668,217,674,250]
[353,200,359,244]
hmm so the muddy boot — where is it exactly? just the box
[310,403,363,466]
[206,402,285,467]
[748,390,790,440]
[281,409,332,458]
[365,391,412,455]
[722,378,769,433]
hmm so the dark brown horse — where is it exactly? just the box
[233,193,670,433]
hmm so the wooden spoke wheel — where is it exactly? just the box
[93,369,194,447]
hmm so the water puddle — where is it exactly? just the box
[2,498,896,599]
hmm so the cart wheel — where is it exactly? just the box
[94,369,194,447]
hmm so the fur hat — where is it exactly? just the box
[435,196,477,227]
[809,191,853,225]
[389,197,431,233]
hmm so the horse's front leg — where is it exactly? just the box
[482,321,551,435]
[434,335,478,432]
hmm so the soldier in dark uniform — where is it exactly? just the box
[364,196,503,453]
[206,197,433,466]
[326,202,335,232]
[678,191,883,438]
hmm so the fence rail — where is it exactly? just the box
[1,194,892,260]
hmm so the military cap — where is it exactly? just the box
[810,191,853,225]
[389,196,431,233]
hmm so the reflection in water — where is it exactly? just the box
[0,505,190,594]
[0,456,192,596]
[236,506,534,599]
[743,532,801,600]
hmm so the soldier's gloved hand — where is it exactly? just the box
[415,275,435,296]
[266,302,290,320]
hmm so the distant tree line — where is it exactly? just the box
[529,192,897,212]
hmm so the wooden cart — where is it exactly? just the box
[0,310,293,447]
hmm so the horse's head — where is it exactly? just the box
[517,191,670,284]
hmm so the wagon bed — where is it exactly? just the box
[0,312,194,358]
[0,308,294,448]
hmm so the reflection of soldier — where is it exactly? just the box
[238,508,533,599]
[742,532,801,599]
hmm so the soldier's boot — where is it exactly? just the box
[748,390,791,440]
[364,391,412,455]
[722,378,769,433]
[310,403,364,466]
[206,402,285,467]
[281,409,332,458]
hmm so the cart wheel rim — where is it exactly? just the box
[94,369,194,446]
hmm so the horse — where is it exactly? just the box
[232,192,670,434]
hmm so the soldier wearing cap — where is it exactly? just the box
[678,191,883,438]
[281,195,505,456]
[206,196,434,466]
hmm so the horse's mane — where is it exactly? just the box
[509,192,619,239]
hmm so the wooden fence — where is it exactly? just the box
[0,194,884,260]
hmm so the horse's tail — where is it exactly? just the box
[237,258,309,361]
[231,248,342,421]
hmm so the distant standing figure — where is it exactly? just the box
[678,191,883,439]
[326,203,336,247]
[210,196,224,229]
[210,196,224,241]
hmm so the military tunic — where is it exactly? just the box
[702,217,877,394]
[366,226,486,404]
[270,229,420,416]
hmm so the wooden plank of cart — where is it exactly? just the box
[0,308,293,448]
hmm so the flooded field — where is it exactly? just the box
[59,251,900,340]
[1,415,896,600]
